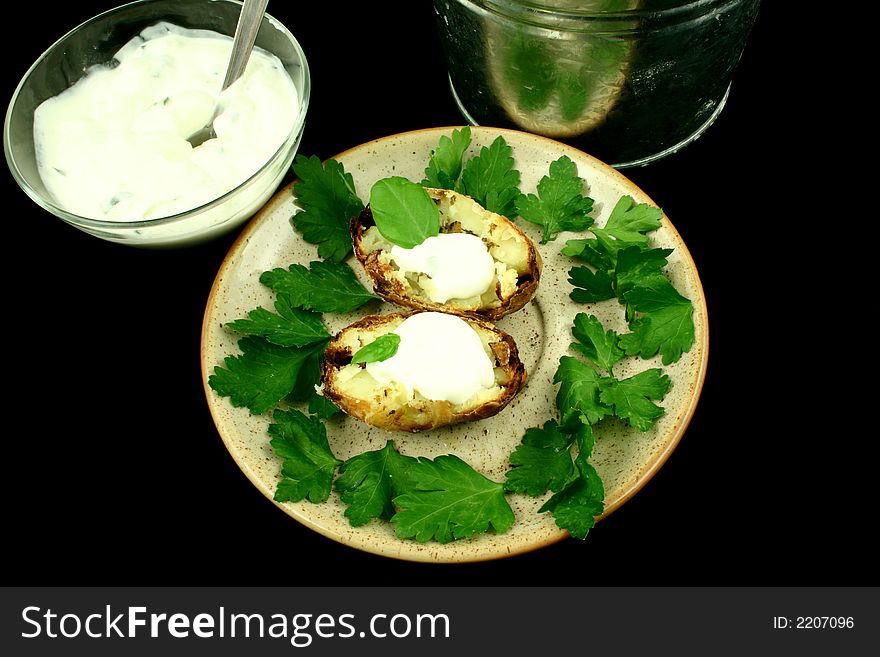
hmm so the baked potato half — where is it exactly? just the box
[320,311,527,432]
[351,187,541,320]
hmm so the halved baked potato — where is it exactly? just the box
[351,187,541,320]
[320,311,527,432]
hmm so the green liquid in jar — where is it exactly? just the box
[433,0,761,166]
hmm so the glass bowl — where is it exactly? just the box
[4,0,310,247]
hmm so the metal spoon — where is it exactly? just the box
[187,0,270,147]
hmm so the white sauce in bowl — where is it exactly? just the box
[33,22,299,221]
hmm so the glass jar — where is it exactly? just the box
[432,0,761,167]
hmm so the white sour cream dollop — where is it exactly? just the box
[366,312,495,405]
[389,232,495,303]
[33,22,299,221]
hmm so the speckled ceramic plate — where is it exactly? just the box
[201,127,708,563]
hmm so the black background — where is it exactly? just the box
[1,2,864,587]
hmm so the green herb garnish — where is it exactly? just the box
[269,408,343,504]
[505,190,687,537]
[291,154,364,262]
[505,420,604,540]
[554,355,612,428]
[515,154,595,243]
[558,361,670,436]
[392,454,515,544]
[505,189,689,538]
[537,422,604,540]
[225,293,329,347]
[562,196,695,365]
[598,368,671,432]
[505,420,581,497]
[422,126,472,190]
[335,440,416,526]
[569,312,625,374]
[369,176,440,248]
[619,277,695,365]
[458,135,521,218]
[209,337,328,415]
[209,263,369,416]
[335,441,514,542]
[307,393,342,420]
[419,126,522,220]
[350,333,400,365]
[260,260,378,314]
[561,196,664,271]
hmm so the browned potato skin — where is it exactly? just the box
[350,188,542,320]
[320,311,527,433]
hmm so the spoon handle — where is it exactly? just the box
[222,0,271,91]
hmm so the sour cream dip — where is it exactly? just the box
[389,232,495,303]
[366,312,496,405]
[33,22,299,221]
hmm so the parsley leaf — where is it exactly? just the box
[570,312,625,374]
[599,368,671,431]
[555,352,670,432]
[260,260,378,314]
[208,337,329,415]
[568,266,615,303]
[515,155,595,243]
[351,333,400,364]
[590,195,663,253]
[225,293,329,347]
[561,237,615,271]
[458,135,521,218]
[504,420,578,496]
[392,455,515,543]
[291,155,364,262]
[288,340,326,403]
[422,126,472,190]
[269,408,342,504]
[539,425,604,540]
[335,440,417,527]
[562,198,694,367]
[554,355,613,428]
[506,418,605,540]
[307,393,341,420]
[562,199,665,287]
[619,277,696,365]
[369,177,440,248]
[614,246,673,296]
